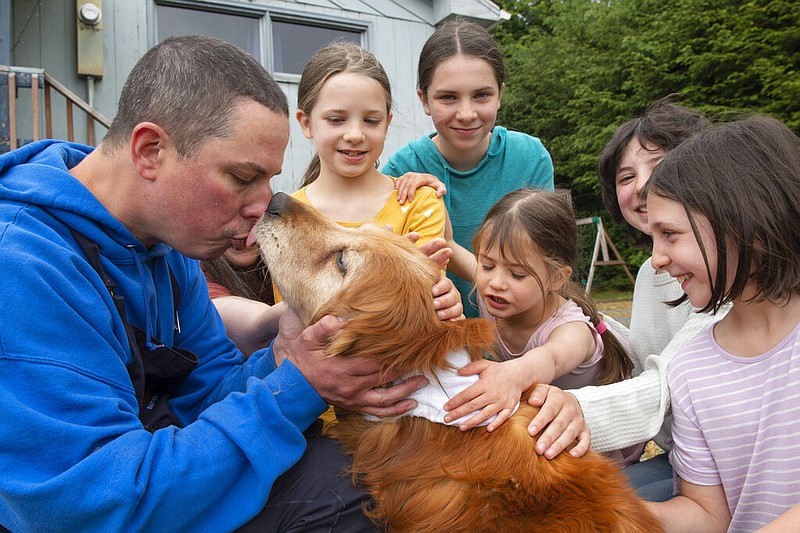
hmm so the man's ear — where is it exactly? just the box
[296,109,313,139]
[130,122,168,181]
[417,88,431,116]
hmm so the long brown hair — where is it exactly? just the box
[297,41,392,187]
[647,115,800,313]
[473,189,634,384]
[201,255,274,304]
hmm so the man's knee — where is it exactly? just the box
[238,437,380,532]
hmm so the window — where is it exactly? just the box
[153,1,367,79]
[271,20,361,75]
[155,3,262,60]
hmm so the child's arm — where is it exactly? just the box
[415,237,464,321]
[212,298,286,357]
[443,321,596,431]
[395,172,446,204]
[443,210,477,282]
[392,174,476,280]
[755,502,800,532]
[646,480,731,533]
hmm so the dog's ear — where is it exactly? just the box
[318,236,496,375]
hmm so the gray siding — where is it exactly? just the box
[8,0,504,192]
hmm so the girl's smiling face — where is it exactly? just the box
[297,72,391,180]
[419,54,503,170]
[648,194,737,309]
[615,139,667,235]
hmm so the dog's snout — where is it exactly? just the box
[267,192,291,217]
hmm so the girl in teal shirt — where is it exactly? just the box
[383,19,554,317]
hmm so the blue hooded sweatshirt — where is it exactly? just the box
[0,141,327,531]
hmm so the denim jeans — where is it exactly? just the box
[625,452,675,502]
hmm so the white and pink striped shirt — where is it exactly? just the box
[668,319,800,532]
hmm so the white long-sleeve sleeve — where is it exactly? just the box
[574,258,727,452]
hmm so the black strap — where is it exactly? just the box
[69,228,196,431]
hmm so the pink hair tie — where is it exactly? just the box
[595,321,607,335]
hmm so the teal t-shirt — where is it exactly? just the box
[383,126,554,317]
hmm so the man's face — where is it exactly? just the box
[147,99,290,259]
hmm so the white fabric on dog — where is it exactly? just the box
[368,349,520,427]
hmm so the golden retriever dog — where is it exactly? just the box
[252,192,662,533]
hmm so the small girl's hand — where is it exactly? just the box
[443,359,529,432]
[395,172,446,204]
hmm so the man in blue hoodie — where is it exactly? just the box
[0,35,463,532]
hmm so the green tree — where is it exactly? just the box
[492,0,799,287]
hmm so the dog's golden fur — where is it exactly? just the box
[254,192,662,533]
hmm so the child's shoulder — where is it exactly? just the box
[666,325,720,379]
[289,187,310,203]
[387,177,444,212]
[490,127,553,173]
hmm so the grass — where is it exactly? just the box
[588,288,634,303]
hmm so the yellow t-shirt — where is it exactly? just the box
[273,179,445,303]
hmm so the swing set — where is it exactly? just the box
[577,215,635,295]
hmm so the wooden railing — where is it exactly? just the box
[1,65,111,152]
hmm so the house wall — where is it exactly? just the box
[8,0,503,192]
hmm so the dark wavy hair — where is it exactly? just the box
[647,115,800,313]
[597,96,711,247]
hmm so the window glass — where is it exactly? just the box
[156,5,261,60]
[272,20,361,75]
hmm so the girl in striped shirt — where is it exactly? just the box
[645,115,800,532]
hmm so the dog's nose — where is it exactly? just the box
[267,192,291,216]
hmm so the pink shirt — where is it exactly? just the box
[479,298,603,390]
[479,297,643,466]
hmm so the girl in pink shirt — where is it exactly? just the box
[443,189,640,464]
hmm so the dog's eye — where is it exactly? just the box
[335,250,347,275]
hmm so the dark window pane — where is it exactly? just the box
[156,5,261,60]
[272,21,361,75]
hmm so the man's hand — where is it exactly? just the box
[526,384,591,459]
[272,307,428,417]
